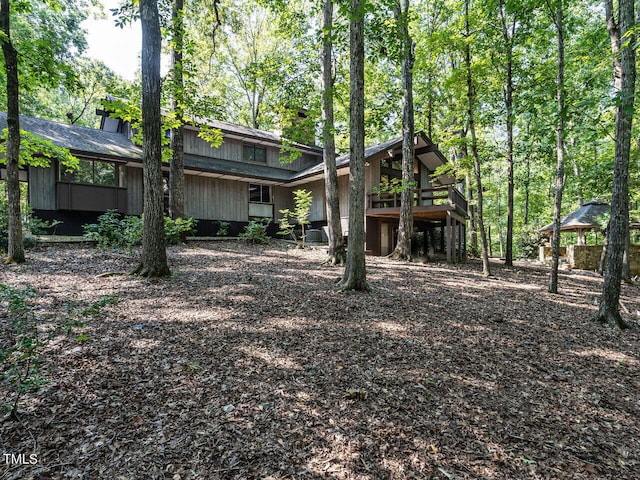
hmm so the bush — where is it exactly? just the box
[516,225,546,259]
[83,211,197,248]
[240,219,270,244]
[164,216,197,245]
[217,221,229,237]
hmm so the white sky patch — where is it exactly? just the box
[82,0,141,80]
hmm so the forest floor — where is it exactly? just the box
[1,241,639,480]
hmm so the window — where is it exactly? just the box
[243,144,267,163]
[59,159,125,187]
[249,184,271,203]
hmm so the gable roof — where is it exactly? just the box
[0,112,142,161]
[289,131,451,185]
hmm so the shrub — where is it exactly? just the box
[83,211,197,248]
[240,218,270,244]
[516,225,546,259]
[164,216,197,245]
[217,221,229,237]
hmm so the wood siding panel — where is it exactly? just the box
[29,165,56,210]
[338,174,350,218]
[306,180,326,222]
[183,129,321,172]
[184,175,249,221]
[126,167,143,215]
[273,186,292,221]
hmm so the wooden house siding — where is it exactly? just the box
[126,167,143,215]
[185,175,249,222]
[273,186,293,220]
[29,165,56,210]
[183,129,319,173]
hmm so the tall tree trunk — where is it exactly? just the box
[1,0,24,264]
[596,0,635,329]
[135,0,170,277]
[321,0,345,266]
[392,0,415,260]
[339,0,369,292]
[549,0,566,294]
[465,0,490,276]
[499,1,515,267]
[169,0,185,220]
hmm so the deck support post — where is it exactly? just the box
[446,213,453,262]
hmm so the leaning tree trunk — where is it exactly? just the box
[465,0,490,277]
[392,0,415,261]
[596,0,635,329]
[339,0,369,292]
[135,0,170,277]
[549,0,566,294]
[169,0,185,220]
[321,0,345,266]
[1,0,24,264]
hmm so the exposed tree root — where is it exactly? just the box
[132,263,171,278]
[97,271,131,278]
[594,310,630,330]
[323,253,346,266]
[337,274,370,293]
[4,255,25,265]
[388,250,412,261]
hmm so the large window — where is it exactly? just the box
[243,144,267,163]
[248,184,273,218]
[59,159,125,187]
[249,184,271,204]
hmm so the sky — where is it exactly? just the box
[81,0,142,81]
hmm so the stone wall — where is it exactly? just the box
[567,245,640,274]
[538,246,567,262]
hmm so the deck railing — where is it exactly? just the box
[367,186,467,213]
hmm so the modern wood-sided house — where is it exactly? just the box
[1,111,467,260]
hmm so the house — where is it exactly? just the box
[1,111,467,260]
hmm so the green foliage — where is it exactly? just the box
[278,188,313,245]
[83,210,196,249]
[240,218,271,244]
[217,221,229,236]
[0,284,43,415]
[515,225,546,259]
[0,129,79,170]
[164,216,197,244]
[372,178,418,195]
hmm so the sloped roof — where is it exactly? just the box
[539,200,610,232]
[290,132,450,184]
[0,112,142,161]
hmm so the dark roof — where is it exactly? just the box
[0,112,142,161]
[539,200,610,232]
[291,135,408,181]
[184,153,295,182]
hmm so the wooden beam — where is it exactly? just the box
[414,144,439,156]
[446,213,452,263]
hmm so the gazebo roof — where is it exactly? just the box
[539,200,610,233]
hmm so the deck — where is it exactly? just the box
[366,186,468,221]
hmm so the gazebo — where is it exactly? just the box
[539,200,609,245]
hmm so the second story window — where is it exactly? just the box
[243,144,267,163]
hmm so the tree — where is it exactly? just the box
[278,188,313,246]
[464,0,490,276]
[134,0,170,278]
[339,0,369,292]
[595,0,635,329]
[391,0,416,260]
[548,0,566,294]
[1,0,23,264]
[169,0,186,220]
[321,0,346,265]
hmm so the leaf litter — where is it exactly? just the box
[1,241,639,479]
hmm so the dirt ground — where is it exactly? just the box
[1,241,639,480]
